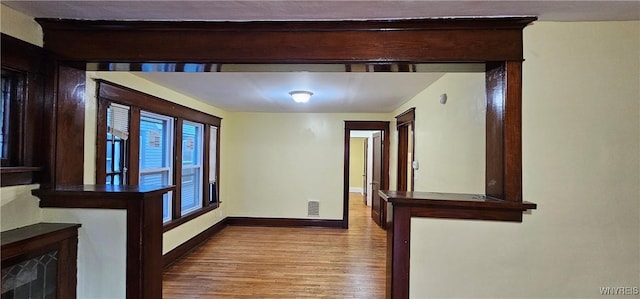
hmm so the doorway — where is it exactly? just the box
[343,121,390,229]
[396,108,416,191]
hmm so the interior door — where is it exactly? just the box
[362,139,368,205]
[371,132,383,227]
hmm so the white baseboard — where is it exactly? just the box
[349,187,364,194]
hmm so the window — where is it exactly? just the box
[106,103,129,185]
[96,80,222,230]
[1,34,46,187]
[0,69,24,166]
[140,112,174,222]
[181,121,203,215]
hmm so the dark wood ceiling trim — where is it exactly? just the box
[37,18,535,63]
[36,17,536,32]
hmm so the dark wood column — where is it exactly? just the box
[486,61,523,202]
[32,184,174,299]
[380,191,536,299]
[386,204,411,299]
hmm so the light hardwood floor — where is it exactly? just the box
[163,193,386,298]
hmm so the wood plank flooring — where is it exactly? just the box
[163,193,386,298]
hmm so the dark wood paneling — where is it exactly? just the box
[53,65,85,186]
[163,217,228,269]
[128,107,141,184]
[37,18,533,63]
[227,217,343,228]
[95,98,108,184]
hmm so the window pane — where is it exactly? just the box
[181,167,201,214]
[106,139,113,172]
[140,115,170,170]
[140,171,165,185]
[181,121,203,215]
[182,123,200,166]
[139,111,174,223]
[106,103,129,185]
[0,70,10,159]
[162,193,170,221]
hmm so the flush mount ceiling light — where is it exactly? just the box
[289,90,313,103]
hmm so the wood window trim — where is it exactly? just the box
[0,34,46,187]
[95,80,222,231]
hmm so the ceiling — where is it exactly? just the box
[4,1,639,22]
[5,1,638,113]
[130,72,444,113]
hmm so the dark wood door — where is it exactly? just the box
[371,132,383,227]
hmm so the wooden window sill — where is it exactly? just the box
[163,202,221,232]
[0,166,41,187]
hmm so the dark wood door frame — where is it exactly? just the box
[34,17,535,299]
[362,140,368,205]
[36,17,533,205]
[343,121,390,229]
[396,108,416,192]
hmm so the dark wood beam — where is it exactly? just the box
[37,18,535,63]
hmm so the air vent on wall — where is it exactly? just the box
[307,200,320,217]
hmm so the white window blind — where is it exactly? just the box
[209,126,217,183]
[108,103,130,140]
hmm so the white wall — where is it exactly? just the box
[407,21,640,298]
[226,113,389,219]
[392,72,486,194]
[0,4,42,47]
